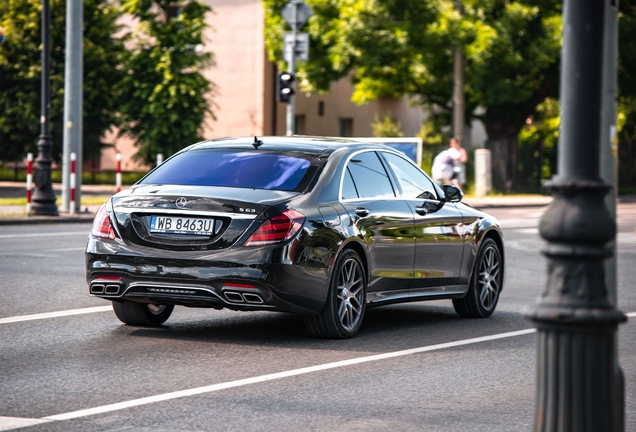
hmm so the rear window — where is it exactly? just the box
[139,150,312,191]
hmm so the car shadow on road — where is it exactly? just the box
[116,301,524,353]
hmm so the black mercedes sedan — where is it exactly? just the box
[86,136,505,338]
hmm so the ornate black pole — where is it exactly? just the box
[31,0,59,216]
[524,0,627,430]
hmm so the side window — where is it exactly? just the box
[382,152,438,200]
[346,152,395,199]
[341,167,358,200]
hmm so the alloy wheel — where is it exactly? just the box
[336,258,364,331]
[477,245,501,311]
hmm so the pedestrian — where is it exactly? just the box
[447,137,468,189]
[431,149,456,186]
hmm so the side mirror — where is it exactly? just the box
[442,184,463,203]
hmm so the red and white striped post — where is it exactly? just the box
[116,152,122,193]
[70,152,76,215]
[26,153,33,215]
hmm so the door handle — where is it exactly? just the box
[355,207,369,217]
[415,206,428,216]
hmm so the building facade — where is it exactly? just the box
[101,0,482,171]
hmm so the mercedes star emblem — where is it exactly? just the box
[175,197,187,208]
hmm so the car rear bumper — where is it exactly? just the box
[85,236,331,315]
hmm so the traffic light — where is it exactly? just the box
[277,72,295,103]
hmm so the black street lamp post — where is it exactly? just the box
[525,0,626,430]
[31,0,59,216]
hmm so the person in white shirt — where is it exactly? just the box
[447,137,468,189]
[431,149,456,185]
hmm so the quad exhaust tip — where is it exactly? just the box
[90,284,121,295]
[224,291,264,304]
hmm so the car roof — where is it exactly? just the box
[187,135,394,156]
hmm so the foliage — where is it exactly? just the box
[517,98,559,192]
[263,0,562,191]
[371,112,403,138]
[0,0,65,162]
[0,0,125,163]
[115,0,215,165]
[82,0,127,161]
[618,0,636,191]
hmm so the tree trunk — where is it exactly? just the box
[484,123,521,191]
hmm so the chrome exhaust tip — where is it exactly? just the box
[224,291,245,303]
[90,284,105,294]
[242,293,264,304]
[105,284,120,295]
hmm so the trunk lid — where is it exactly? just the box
[110,185,297,251]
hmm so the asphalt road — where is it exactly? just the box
[1,204,636,431]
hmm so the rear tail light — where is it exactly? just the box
[244,209,305,247]
[91,204,116,239]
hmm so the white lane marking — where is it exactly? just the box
[618,232,636,243]
[0,306,111,325]
[48,247,86,252]
[44,328,538,421]
[500,219,539,229]
[0,231,88,239]
[510,228,539,235]
[0,417,52,431]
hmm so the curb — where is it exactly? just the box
[0,214,94,225]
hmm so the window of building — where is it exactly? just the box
[294,115,306,135]
[339,118,353,137]
[166,4,182,21]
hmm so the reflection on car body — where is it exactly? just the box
[86,136,505,338]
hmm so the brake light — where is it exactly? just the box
[223,282,256,289]
[91,204,116,239]
[94,276,122,281]
[244,209,305,247]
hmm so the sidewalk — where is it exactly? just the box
[463,195,553,209]
[0,182,117,225]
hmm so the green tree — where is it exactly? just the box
[116,0,215,165]
[0,0,125,164]
[263,0,562,190]
[618,0,636,190]
[371,112,403,137]
[83,0,127,162]
[517,97,559,192]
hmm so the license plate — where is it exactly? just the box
[149,216,214,235]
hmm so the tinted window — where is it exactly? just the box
[346,152,395,199]
[382,152,438,200]
[140,150,311,191]
[341,167,358,199]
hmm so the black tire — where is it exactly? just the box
[304,249,367,339]
[453,237,502,318]
[112,301,174,326]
